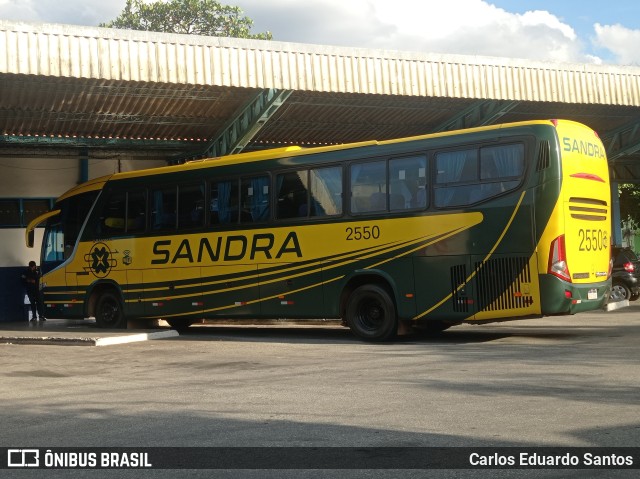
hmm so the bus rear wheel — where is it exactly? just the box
[95,291,126,329]
[345,284,397,342]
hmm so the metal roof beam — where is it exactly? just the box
[431,100,520,133]
[0,109,218,128]
[186,88,292,162]
[610,162,640,183]
[602,119,640,162]
[0,134,196,149]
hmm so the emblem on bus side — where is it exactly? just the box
[123,250,133,266]
[84,242,118,278]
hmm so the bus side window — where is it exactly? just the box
[178,183,205,229]
[481,144,524,186]
[126,190,146,233]
[472,144,525,202]
[241,176,270,223]
[389,156,427,210]
[309,166,342,216]
[151,187,177,230]
[99,191,126,236]
[210,179,239,225]
[434,149,477,208]
[350,161,386,214]
[276,170,308,220]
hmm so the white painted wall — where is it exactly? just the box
[0,156,166,268]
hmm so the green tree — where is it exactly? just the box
[619,183,640,224]
[100,0,272,40]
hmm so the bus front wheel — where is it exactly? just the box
[345,284,397,342]
[95,291,126,329]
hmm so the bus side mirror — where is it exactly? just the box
[25,209,61,248]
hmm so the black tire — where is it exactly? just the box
[95,291,126,329]
[167,319,194,332]
[630,292,640,302]
[345,284,397,342]
[610,282,631,302]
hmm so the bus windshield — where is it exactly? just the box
[41,190,99,273]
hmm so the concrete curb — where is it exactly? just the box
[95,330,179,346]
[0,329,179,346]
[605,300,630,312]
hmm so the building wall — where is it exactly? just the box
[0,156,165,321]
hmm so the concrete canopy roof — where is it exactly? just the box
[1,20,640,182]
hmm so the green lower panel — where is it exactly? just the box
[143,268,203,319]
[201,265,260,318]
[43,299,84,319]
[413,255,474,321]
[258,263,325,318]
[539,274,611,314]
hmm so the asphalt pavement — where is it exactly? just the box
[1,302,639,479]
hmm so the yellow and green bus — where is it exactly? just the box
[26,119,612,341]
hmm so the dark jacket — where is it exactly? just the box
[22,267,40,295]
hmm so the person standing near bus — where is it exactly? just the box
[22,261,45,321]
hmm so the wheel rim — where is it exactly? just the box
[99,298,119,325]
[611,284,628,301]
[354,298,385,332]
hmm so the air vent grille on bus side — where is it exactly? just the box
[537,140,550,171]
[451,264,469,313]
[475,257,532,311]
[568,197,608,221]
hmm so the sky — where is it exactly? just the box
[1,0,640,65]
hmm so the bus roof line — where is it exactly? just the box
[97,119,561,184]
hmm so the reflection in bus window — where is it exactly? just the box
[351,161,386,214]
[310,166,342,216]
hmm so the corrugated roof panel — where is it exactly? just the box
[2,19,640,171]
[4,20,639,106]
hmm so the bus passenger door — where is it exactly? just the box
[125,269,144,318]
[61,269,86,319]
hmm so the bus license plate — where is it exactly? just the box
[588,289,597,300]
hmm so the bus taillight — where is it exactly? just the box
[548,235,571,282]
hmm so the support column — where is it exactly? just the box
[611,181,622,246]
[79,148,89,184]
